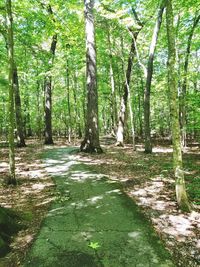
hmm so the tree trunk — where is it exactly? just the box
[13,64,26,147]
[80,0,102,153]
[73,68,82,138]
[166,0,191,212]
[144,0,166,153]
[44,5,57,145]
[107,27,117,134]
[6,0,16,184]
[24,93,32,137]
[66,61,71,143]
[180,14,200,147]
[116,32,138,146]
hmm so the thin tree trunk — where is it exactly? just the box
[13,64,26,147]
[6,0,16,184]
[180,13,200,147]
[166,0,191,212]
[116,32,138,146]
[44,5,57,145]
[107,27,117,134]
[0,22,26,147]
[144,0,166,153]
[24,93,32,137]
[36,78,42,139]
[80,0,102,153]
[73,68,82,138]
[66,61,71,143]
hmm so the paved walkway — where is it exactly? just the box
[23,147,174,267]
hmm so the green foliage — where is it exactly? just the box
[187,178,200,205]
[0,0,199,141]
[88,241,101,250]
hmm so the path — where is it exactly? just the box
[23,147,174,267]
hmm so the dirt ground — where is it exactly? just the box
[0,138,199,267]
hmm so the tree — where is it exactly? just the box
[116,32,138,147]
[6,0,16,184]
[144,0,166,153]
[179,13,200,147]
[80,0,102,153]
[0,24,26,147]
[13,63,26,147]
[166,0,191,211]
[115,8,143,147]
[44,5,57,145]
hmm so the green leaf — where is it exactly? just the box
[88,241,101,250]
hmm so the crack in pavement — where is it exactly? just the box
[23,147,175,267]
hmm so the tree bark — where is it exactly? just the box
[73,68,82,138]
[6,0,16,184]
[80,0,102,153]
[166,0,191,212]
[107,26,117,134]
[144,0,166,153]
[44,5,57,145]
[66,61,71,143]
[116,32,138,146]
[180,13,200,147]
[13,64,26,147]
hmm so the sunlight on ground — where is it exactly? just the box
[128,174,200,255]
[129,177,175,211]
[69,171,108,182]
[153,147,173,153]
[44,160,78,175]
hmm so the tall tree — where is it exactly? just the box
[144,0,166,153]
[166,0,191,211]
[44,5,57,145]
[0,27,26,147]
[13,64,26,147]
[180,13,200,147]
[80,0,102,153]
[107,25,117,134]
[6,0,16,184]
[116,32,138,147]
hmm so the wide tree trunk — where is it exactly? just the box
[166,0,191,212]
[13,64,26,147]
[6,0,16,184]
[180,14,200,147]
[80,0,102,153]
[144,0,166,153]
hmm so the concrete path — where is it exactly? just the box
[24,147,174,267]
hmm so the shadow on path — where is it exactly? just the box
[23,147,174,267]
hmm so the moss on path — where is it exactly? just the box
[23,147,174,267]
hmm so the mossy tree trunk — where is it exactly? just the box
[80,0,102,153]
[6,0,16,184]
[166,0,191,212]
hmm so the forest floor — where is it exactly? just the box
[0,137,199,266]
